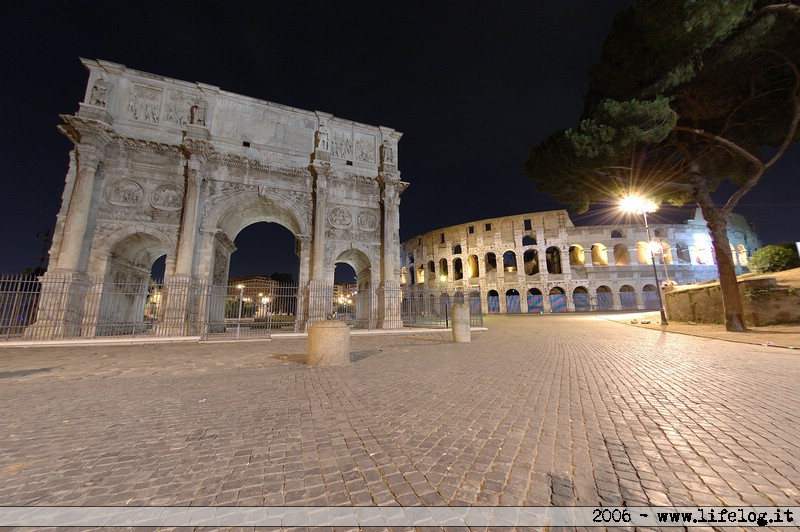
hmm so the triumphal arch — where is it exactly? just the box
[33,58,407,337]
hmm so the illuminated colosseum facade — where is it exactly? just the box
[400,208,760,314]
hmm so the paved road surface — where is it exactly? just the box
[1,314,798,523]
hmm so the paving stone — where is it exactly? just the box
[1,315,799,526]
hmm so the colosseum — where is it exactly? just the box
[400,208,760,314]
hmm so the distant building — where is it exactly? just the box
[400,208,760,314]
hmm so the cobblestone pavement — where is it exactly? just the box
[1,314,799,525]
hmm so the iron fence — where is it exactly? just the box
[1,272,661,343]
[400,287,484,328]
[204,281,299,340]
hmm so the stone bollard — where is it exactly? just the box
[307,320,351,366]
[451,303,471,343]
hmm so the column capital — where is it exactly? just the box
[58,114,114,151]
[181,138,215,160]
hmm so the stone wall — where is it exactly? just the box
[664,277,800,326]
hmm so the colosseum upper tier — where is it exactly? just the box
[400,208,760,313]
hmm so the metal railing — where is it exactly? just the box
[3,273,665,343]
[1,274,482,342]
[400,287,484,328]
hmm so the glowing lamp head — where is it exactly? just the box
[620,195,658,214]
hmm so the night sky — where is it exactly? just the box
[2,1,798,281]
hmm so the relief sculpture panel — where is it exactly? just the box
[150,184,184,210]
[357,209,379,232]
[328,206,353,229]
[330,131,353,160]
[164,91,191,128]
[354,134,376,164]
[105,179,144,206]
[127,85,162,123]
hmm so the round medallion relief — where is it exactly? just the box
[104,179,144,206]
[150,184,184,211]
[357,210,379,232]
[328,206,352,228]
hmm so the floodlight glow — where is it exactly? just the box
[620,195,658,214]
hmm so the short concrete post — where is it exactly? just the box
[451,303,471,343]
[307,320,350,366]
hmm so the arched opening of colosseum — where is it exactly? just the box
[545,247,562,274]
[527,288,543,312]
[439,258,449,279]
[613,244,630,265]
[408,266,416,285]
[487,289,500,313]
[453,244,462,255]
[428,261,436,280]
[590,243,608,266]
[611,229,624,238]
[522,235,536,246]
[503,251,518,273]
[485,253,497,274]
[523,250,539,275]
[738,245,749,266]
[467,254,480,279]
[636,242,651,264]
[400,267,408,285]
[657,242,673,264]
[454,258,464,280]
[573,286,590,312]
[417,263,425,284]
[642,284,659,309]
[694,244,715,265]
[505,289,521,313]
[549,286,567,312]
[620,284,637,309]
[569,245,585,266]
[675,243,690,263]
[596,285,613,310]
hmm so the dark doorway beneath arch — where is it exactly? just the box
[150,255,166,281]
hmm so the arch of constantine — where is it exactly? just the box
[31,59,407,337]
[400,209,760,314]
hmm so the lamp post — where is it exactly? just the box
[262,296,270,330]
[236,284,244,338]
[440,274,448,327]
[620,196,668,325]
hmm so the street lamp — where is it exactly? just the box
[439,274,448,327]
[236,283,244,338]
[262,296,271,329]
[620,196,668,325]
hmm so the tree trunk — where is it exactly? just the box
[696,201,747,332]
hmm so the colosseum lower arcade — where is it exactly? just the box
[400,209,761,314]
